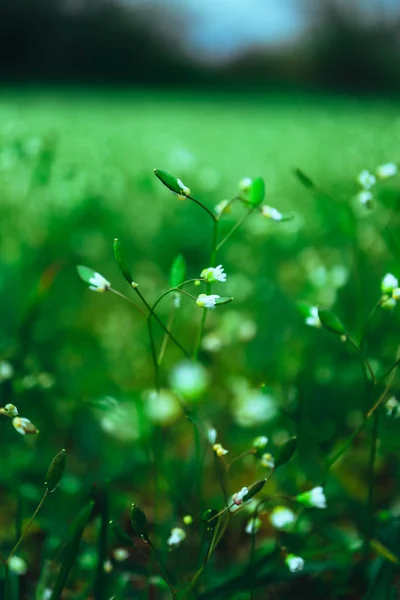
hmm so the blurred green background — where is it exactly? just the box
[1,0,400,598]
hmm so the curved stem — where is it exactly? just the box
[188,195,216,222]
[360,299,382,350]
[8,490,49,561]
[147,316,160,392]
[347,336,377,385]
[109,288,146,316]
[148,540,176,599]
[215,208,254,252]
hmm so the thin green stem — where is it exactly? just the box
[148,540,176,599]
[347,336,377,385]
[360,299,382,350]
[379,356,400,384]
[134,288,190,358]
[365,411,379,551]
[188,196,217,222]
[215,208,253,252]
[8,490,48,561]
[109,288,146,316]
[158,303,176,365]
[147,316,160,392]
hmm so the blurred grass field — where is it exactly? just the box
[1,90,400,598]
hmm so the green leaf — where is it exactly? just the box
[45,449,66,493]
[318,308,346,336]
[50,501,95,600]
[274,437,297,469]
[76,265,97,285]
[294,168,315,190]
[113,238,137,287]
[297,301,313,318]
[214,296,233,306]
[170,254,186,288]
[109,520,136,547]
[248,177,265,207]
[154,169,190,196]
[371,539,400,565]
[130,503,149,542]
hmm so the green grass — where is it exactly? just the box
[1,89,400,599]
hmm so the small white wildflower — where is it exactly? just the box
[167,527,186,548]
[113,547,129,562]
[376,162,398,179]
[261,205,283,221]
[173,292,181,308]
[260,453,275,469]
[207,427,217,444]
[0,361,13,381]
[88,272,111,293]
[8,556,27,575]
[215,199,231,216]
[357,169,376,189]
[213,443,228,457]
[356,190,373,208]
[269,506,296,529]
[385,396,400,418]
[201,265,227,283]
[202,333,223,352]
[196,294,220,309]
[305,306,321,328]
[245,516,262,534]
[296,486,327,509]
[145,389,182,425]
[285,554,305,573]
[230,487,252,512]
[239,177,253,192]
[12,417,39,435]
[253,435,268,450]
[381,273,398,294]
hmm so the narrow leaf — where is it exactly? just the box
[130,503,149,542]
[214,296,233,306]
[248,177,265,207]
[274,437,297,469]
[109,520,136,548]
[318,308,346,336]
[294,168,315,189]
[76,265,97,285]
[113,238,137,287]
[170,254,186,288]
[45,449,66,493]
[154,169,190,196]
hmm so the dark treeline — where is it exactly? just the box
[1,0,400,91]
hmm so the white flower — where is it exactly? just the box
[201,265,227,283]
[393,288,400,301]
[213,443,228,457]
[260,453,275,469]
[269,506,296,529]
[177,178,190,196]
[173,292,181,308]
[8,556,27,575]
[167,527,186,547]
[245,516,262,534]
[381,273,398,294]
[385,396,400,418]
[88,272,111,293]
[296,486,327,509]
[196,294,220,309]
[253,436,268,450]
[145,389,182,425]
[113,547,129,562]
[285,554,305,573]
[357,169,376,189]
[356,190,373,207]
[305,306,321,328]
[232,388,278,428]
[0,361,13,381]
[239,177,253,192]
[12,417,39,435]
[207,427,217,444]
[215,199,232,216]
[376,162,398,179]
[261,205,283,221]
[170,361,209,400]
[230,487,252,512]
[103,559,113,573]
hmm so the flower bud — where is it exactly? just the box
[12,417,39,435]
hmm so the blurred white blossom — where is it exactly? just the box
[170,361,209,400]
[269,506,296,529]
[285,554,305,572]
[167,527,186,548]
[245,516,262,534]
[376,162,398,179]
[357,169,376,189]
[89,272,111,293]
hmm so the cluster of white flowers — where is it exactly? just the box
[385,396,400,418]
[356,163,398,208]
[380,273,400,309]
[296,486,327,509]
[201,265,227,283]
